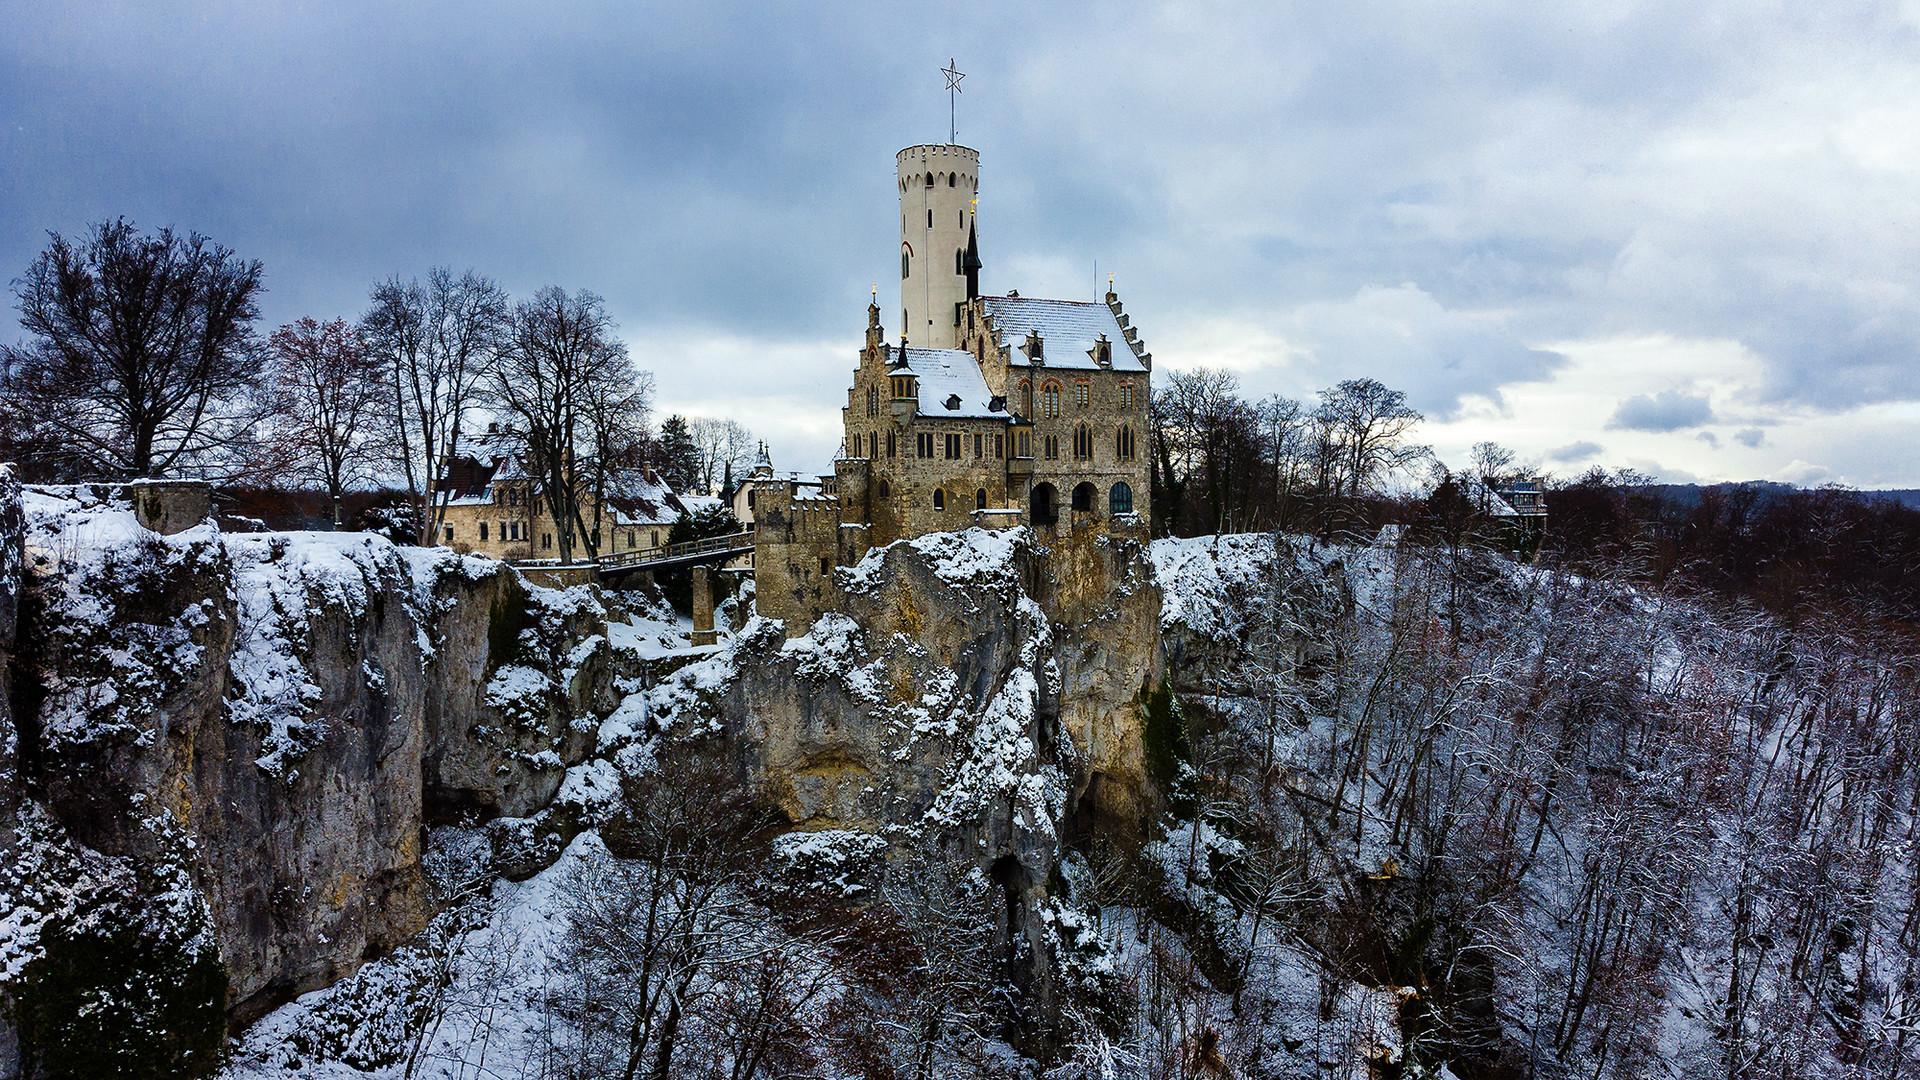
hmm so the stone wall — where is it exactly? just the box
[749,477,848,635]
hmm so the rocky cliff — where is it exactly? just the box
[0,483,625,1045]
[643,521,1165,1041]
[0,483,1169,1071]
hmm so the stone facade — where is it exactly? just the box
[754,141,1156,636]
[435,429,681,564]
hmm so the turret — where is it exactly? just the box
[898,143,979,348]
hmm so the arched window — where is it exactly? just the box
[1021,380,1033,417]
[947,172,956,187]
[1073,424,1091,460]
[877,478,891,498]
[955,249,963,274]
[902,250,910,279]
[1109,482,1134,516]
[1072,482,1096,512]
[975,488,987,509]
[925,172,934,187]
[932,488,945,510]
[1043,383,1060,418]
[1116,425,1135,460]
[887,430,896,457]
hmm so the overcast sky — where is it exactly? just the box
[5,1,1919,488]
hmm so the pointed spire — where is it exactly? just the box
[963,218,982,300]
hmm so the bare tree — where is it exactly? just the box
[360,267,507,545]
[687,416,758,497]
[1314,378,1425,501]
[554,739,783,1080]
[1,218,265,479]
[260,317,389,528]
[492,286,648,564]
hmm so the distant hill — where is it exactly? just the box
[1637,481,1920,511]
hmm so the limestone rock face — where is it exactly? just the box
[0,487,613,1027]
[650,523,1163,1034]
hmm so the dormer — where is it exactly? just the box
[1021,329,1044,364]
[1091,334,1112,369]
[944,393,962,411]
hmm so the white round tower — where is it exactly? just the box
[897,144,979,349]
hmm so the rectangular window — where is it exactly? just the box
[1120,384,1134,410]
[995,434,1004,458]
[1045,435,1059,460]
[1017,431,1031,457]
[973,432,983,458]
[443,526,453,544]
[1075,383,1090,408]
[480,522,488,541]
[542,533,552,550]
[945,433,961,459]
[917,432,935,458]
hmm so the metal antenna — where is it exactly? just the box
[942,59,965,144]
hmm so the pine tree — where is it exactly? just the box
[658,414,702,494]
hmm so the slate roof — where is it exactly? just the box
[899,347,1006,419]
[979,296,1148,372]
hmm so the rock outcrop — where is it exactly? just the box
[0,484,1171,1068]
[647,521,1165,1041]
[0,486,617,1031]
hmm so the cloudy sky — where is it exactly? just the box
[5,1,1918,487]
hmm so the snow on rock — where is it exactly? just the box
[1149,532,1280,642]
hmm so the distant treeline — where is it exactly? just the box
[1149,368,1920,623]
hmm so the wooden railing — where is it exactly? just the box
[597,530,754,572]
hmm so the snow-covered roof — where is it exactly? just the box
[1458,475,1520,517]
[979,296,1148,373]
[900,347,1004,419]
[607,469,685,526]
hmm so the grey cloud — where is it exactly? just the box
[1608,390,1715,432]
[1735,428,1765,448]
[1547,440,1603,463]
[4,1,1919,475]
[1697,431,1720,448]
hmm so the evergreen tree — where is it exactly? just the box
[658,414,702,494]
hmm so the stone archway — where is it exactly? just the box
[1030,482,1058,526]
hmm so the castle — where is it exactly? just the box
[750,142,1155,634]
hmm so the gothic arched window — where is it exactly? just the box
[975,488,987,509]
[1116,425,1136,461]
[1109,482,1134,516]
[1073,424,1091,460]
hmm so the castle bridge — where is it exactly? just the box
[594,530,753,581]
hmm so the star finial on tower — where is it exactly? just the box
[942,59,965,144]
